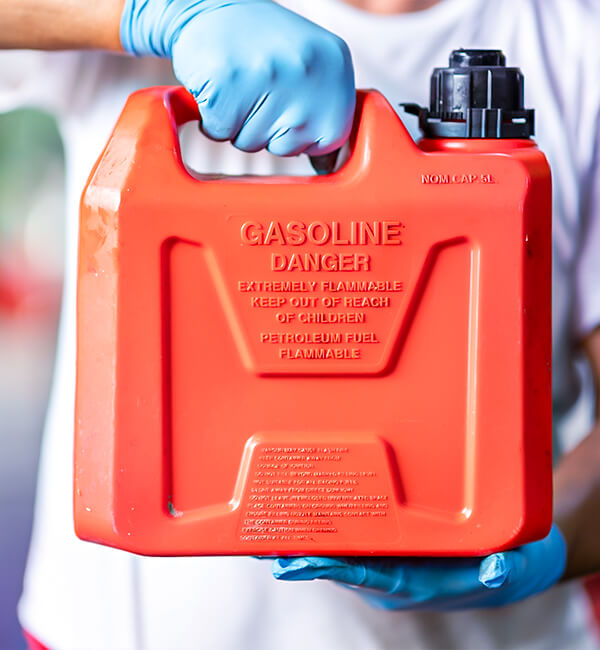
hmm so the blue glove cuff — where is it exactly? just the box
[120,0,200,57]
[120,0,272,57]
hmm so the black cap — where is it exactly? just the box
[403,49,534,138]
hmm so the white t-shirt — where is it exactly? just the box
[1,0,600,648]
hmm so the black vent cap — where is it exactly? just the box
[402,48,534,139]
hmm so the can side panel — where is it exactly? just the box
[74,88,553,555]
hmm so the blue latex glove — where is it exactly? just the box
[120,0,355,156]
[272,524,567,611]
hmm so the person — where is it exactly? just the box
[1,0,600,647]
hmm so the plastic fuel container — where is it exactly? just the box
[75,50,552,556]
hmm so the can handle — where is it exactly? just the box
[113,86,418,181]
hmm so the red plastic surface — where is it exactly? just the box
[74,88,552,556]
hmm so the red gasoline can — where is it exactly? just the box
[74,50,552,556]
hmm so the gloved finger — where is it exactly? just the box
[478,552,511,588]
[195,77,264,143]
[273,556,381,587]
[231,85,316,153]
[300,37,355,155]
[184,53,284,143]
[245,89,352,157]
[475,524,567,608]
[266,125,314,157]
[232,91,286,153]
[300,70,356,157]
[231,100,350,158]
[272,556,488,599]
[302,107,355,156]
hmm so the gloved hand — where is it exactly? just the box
[120,0,355,156]
[272,524,567,610]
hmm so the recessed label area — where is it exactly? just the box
[233,219,408,369]
[237,276,404,363]
[241,445,389,543]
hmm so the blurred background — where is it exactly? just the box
[1,101,600,650]
[0,109,64,650]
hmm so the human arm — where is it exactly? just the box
[553,326,600,580]
[0,1,123,51]
[0,0,355,156]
